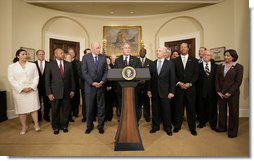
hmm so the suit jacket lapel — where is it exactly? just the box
[159,60,166,76]
[178,57,185,72]
[155,59,165,76]
[88,54,97,70]
[210,62,215,77]
[43,61,48,75]
[34,61,41,76]
[129,56,134,66]
[153,60,159,76]
[224,64,236,78]
[97,55,102,69]
[53,60,63,79]
[144,58,150,67]
[118,55,124,67]
[185,57,191,70]
[63,61,67,77]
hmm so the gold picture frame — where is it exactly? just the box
[20,47,35,62]
[103,26,142,56]
[210,46,226,62]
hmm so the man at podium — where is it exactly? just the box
[114,43,141,122]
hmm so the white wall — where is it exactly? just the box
[42,17,88,61]
[0,0,14,118]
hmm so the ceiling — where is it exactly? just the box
[24,0,223,16]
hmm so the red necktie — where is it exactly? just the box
[60,61,64,77]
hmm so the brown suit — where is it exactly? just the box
[215,63,243,137]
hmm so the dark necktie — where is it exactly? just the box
[59,61,64,77]
[205,63,210,76]
[95,56,98,66]
[124,56,128,67]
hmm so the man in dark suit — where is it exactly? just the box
[172,42,199,136]
[137,47,152,122]
[45,48,75,135]
[197,49,217,130]
[34,50,51,122]
[67,48,81,122]
[196,47,207,122]
[114,43,141,122]
[81,48,91,122]
[82,42,108,134]
[147,47,175,136]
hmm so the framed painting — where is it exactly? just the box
[103,26,142,56]
[20,47,36,62]
[210,46,225,62]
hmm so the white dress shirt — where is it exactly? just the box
[56,59,64,71]
[140,57,146,66]
[123,55,130,65]
[37,60,45,73]
[157,58,165,74]
[203,61,211,71]
[181,54,189,69]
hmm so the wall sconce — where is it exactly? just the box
[141,40,144,48]
[102,39,107,49]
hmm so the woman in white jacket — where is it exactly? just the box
[8,49,41,135]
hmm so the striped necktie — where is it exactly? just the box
[205,63,210,76]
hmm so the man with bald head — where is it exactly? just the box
[45,48,75,135]
[196,49,217,130]
[82,42,108,134]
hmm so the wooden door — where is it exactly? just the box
[164,38,196,58]
[49,38,80,61]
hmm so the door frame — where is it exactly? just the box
[159,32,201,58]
[44,31,86,61]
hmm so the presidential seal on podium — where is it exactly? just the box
[122,66,136,81]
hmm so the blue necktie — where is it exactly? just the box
[95,56,98,66]
[157,60,162,75]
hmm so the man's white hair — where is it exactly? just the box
[158,46,168,53]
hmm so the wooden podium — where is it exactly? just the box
[107,68,150,151]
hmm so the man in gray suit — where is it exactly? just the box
[45,48,75,135]
[82,42,108,134]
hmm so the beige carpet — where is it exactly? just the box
[0,115,249,156]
